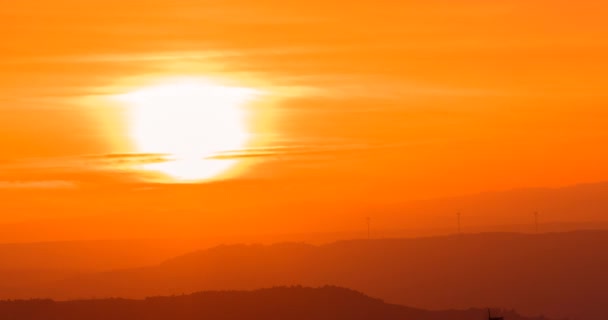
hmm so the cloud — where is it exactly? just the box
[206,142,417,160]
[83,153,172,166]
[0,141,423,186]
[0,180,76,189]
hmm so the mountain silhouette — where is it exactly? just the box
[0,286,545,320]
[0,239,205,291]
[4,230,604,320]
[2,181,608,244]
[377,181,608,236]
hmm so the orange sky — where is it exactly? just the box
[1,0,608,241]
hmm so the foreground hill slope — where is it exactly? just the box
[0,286,543,320]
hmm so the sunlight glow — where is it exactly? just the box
[117,78,259,182]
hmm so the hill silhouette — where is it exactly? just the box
[376,181,608,236]
[0,239,204,271]
[0,286,545,320]
[7,230,605,320]
[0,239,206,291]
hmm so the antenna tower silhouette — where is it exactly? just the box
[488,309,504,320]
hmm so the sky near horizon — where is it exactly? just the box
[1,1,608,239]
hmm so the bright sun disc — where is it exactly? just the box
[117,78,258,182]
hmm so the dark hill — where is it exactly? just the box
[9,231,608,320]
[0,286,543,320]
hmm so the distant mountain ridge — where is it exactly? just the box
[4,230,605,320]
[0,238,205,291]
[2,180,608,243]
[376,180,608,236]
[0,286,546,320]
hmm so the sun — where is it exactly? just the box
[117,78,259,182]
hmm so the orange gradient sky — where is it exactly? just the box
[1,0,608,241]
